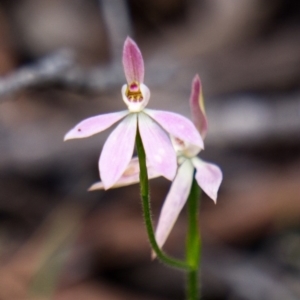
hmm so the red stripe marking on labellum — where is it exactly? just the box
[126,81,144,103]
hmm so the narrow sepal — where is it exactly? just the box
[123,37,144,84]
[145,109,204,149]
[192,157,222,203]
[154,159,194,253]
[138,112,177,181]
[190,75,208,139]
[99,114,137,189]
[64,111,128,140]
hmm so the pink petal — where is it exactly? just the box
[155,159,194,251]
[99,114,137,189]
[192,157,222,203]
[138,112,177,181]
[144,109,204,150]
[89,157,161,190]
[88,181,105,190]
[123,37,144,84]
[64,111,128,140]
[190,75,208,139]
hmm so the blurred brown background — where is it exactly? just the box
[0,0,300,299]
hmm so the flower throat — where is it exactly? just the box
[126,82,144,102]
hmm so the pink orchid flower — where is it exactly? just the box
[154,75,223,251]
[64,38,203,189]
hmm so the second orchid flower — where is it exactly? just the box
[154,75,223,251]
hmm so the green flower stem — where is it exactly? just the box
[186,178,201,300]
[136,128,191,271]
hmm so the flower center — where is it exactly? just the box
[121,82,150,112]
[171,136,200,158]
[125,82,144,103]
[174,137,185,147]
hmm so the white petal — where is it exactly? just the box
[99,114,137,189]
[89,157,161,190]
[138,112,177,181]
[144,109,204,149]
[64,111,128,140]
[155,159,194,251]
[192,157,222,203]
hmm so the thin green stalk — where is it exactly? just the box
[136,128,191,271]
[187,270,198,300]
[186,178,201,300]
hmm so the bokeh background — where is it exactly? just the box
[1,0,300,299]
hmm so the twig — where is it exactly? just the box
[0,50,74,99]
[0,0,134,98]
